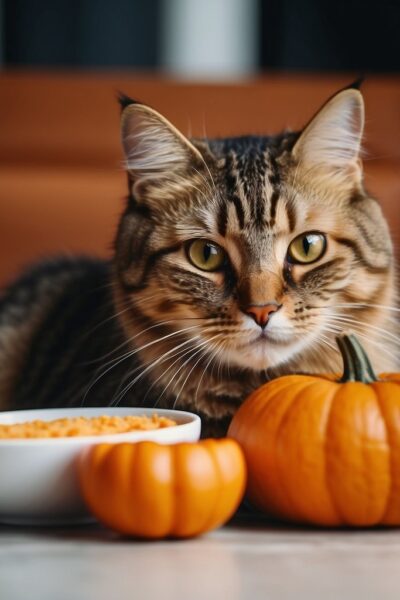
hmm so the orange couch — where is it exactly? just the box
[1,72,399,285]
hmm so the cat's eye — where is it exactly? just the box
[186,239,226,272]
[287,232,327,264]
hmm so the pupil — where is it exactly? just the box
[203,243,213,262]
[303,237,311,255]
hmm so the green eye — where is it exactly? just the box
[186,239,226,272]
[288,232,327,264]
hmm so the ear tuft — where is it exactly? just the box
[334,77,365,93]
[293,88,365,184]
[117,92,137,112]
[346,76,364,91]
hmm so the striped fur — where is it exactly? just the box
[0,86,398,437]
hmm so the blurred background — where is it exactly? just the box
[0,0,399,283]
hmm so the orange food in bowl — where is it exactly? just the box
[0,414,177,439]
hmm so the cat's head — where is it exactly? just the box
[113,86,393,376]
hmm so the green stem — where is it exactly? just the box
[336,334,378,383]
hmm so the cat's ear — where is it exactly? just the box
[292,87,364,184]
[120,101,204,187]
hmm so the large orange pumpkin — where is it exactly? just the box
[79,438,246,538]
[228,334,400,527]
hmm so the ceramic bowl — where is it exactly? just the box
[0,407,201,525]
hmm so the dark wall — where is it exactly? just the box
[4,0,160,68]
[260,0,400,72]
[3,0,400,72]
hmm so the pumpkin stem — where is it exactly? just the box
[337,334,378,383]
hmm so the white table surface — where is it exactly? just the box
[1,511,400,600]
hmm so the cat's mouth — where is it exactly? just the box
[237,329,290,349]
[222,328,300,371]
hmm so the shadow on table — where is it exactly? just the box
[1,501,397,541]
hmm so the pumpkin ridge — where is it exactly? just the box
[229,378,308,454]
[197,440,225,534]
[324,385,348,525]
[373,384,395,524]
[324,383,390,526]
[316,384,344,526]
[280,380,341,525]
[169,443,181,537]
[359,386,391,524]
[232,378,313,516]
[255,377,316,424]
[262,379,320,517]
[127,443,141,534]
[273,379,325,522]
[154,444,175,538]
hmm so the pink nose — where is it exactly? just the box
[243,303,280,328]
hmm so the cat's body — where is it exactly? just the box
[1,86,398,437]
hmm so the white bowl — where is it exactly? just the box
[0,407,201,525]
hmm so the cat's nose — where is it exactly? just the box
[243,303,281,329]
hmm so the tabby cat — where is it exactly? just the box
[0,84,398,437]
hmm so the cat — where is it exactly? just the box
[0,83,398,437]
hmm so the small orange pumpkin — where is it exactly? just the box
[79,438,246,538]
[228,334,400,527]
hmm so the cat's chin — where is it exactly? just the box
[222,334,312,372]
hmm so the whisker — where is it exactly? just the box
[111,337,199,407]
[115,336,204,406]
[171,334,225,409]
[193,339,224,408]
[81,324,202,404]
[80,312,162,366]
[163,336,223,410]
[316,331,339,352]
[313,335,341,360]
[143,336,213,407]
[215,338,227,383]
[112,330,220,407]
[82,316,211,366]
[327,314,400,346]
[320,303,400,314]
[322,322,400,363]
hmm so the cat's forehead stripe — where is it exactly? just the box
[224,152,246,229]
[266,151,281,228]
[285,198,297,232]
[214,140,289,236]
